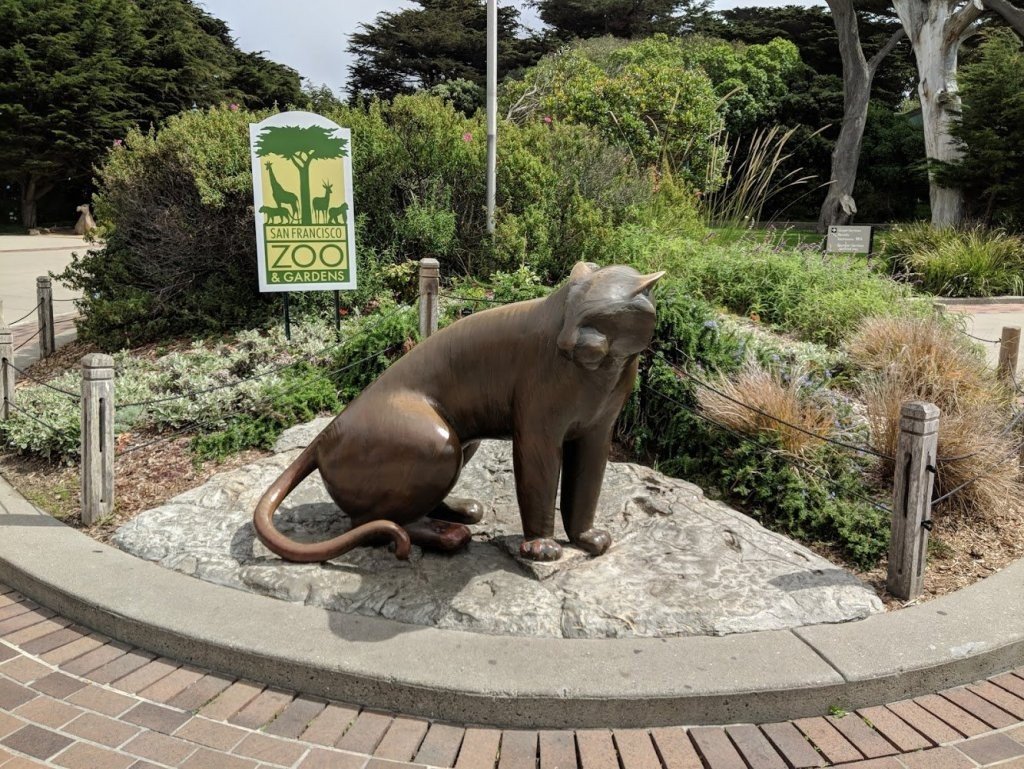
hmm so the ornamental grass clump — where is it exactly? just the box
[882,222,1024,298]
[848,315,1021,516]
[696,360,836,456]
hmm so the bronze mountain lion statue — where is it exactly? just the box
[253,261,665,563]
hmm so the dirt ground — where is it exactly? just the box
[2,342,1022,610]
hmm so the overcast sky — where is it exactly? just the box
[197,0,826,97]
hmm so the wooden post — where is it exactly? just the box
[997,325,1020,386]
[418,258,440,339]
[0,318,13,421]
[888,401,940,601]
[81,353,114,525]
[36,276,55,358]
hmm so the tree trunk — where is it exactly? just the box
[818,1,903,232]
[19,175,40,228]
[893,0,966,228]
[817,65,870,230]
[983,0,1024,37]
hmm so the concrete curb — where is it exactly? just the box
[936,296,1024,306]
[0,474,1022,729]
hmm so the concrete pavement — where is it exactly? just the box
[938,298,1024,380]
[1,234,87,369]
[0,234,88,324]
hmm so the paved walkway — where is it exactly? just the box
[940,299,1024,379]
[1,581,1024,769]
[0,234,86,324]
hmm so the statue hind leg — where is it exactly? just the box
[319,395,474,556]
[430,440,484,525]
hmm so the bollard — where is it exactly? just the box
[36,276,55,358]
[81,353,115,525]
[418,258,440,339]
[888,401,940,601]
[0,319,13,421]
[997,326,1020,386]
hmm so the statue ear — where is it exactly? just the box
[633,270,667,296]
[569,261,598,283]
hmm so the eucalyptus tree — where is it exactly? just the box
[817,0,906,230]
[890,0,1024,226]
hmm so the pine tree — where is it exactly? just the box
[530,0,712,40]
[0,0,303,227]
[346,0,542,104]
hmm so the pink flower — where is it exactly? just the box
[462,132,473,142]
[229,103,239,112]
[112,138,123,148]
[543,115,552,124]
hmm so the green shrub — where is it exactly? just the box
[503,37,726,190]
[623,231,917,346]
[880,222,1024,297]
[57,106,278,349]
[64,94,700,348]
[191,364,342,460]
[0,310,414,463]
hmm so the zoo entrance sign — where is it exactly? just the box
[249,112,357,292]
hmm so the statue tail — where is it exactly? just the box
[252,438,412,562]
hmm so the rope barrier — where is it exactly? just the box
[13,327,41,352]
[7,301,42,327]
[931,433,1024,507]
[119,342,401,456]
[645,385,892,514]
[3,361,80,400]
[4,400,67,437]
[665,356,895,462]
[962,331,1002,344]
[119,305,407,409]
[443,294,518,305]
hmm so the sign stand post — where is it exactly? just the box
[283,292,291,341]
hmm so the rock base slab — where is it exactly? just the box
[113,418,882,638]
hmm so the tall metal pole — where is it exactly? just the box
[486,0,497,234]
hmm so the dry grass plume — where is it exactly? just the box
[696,360,836,456]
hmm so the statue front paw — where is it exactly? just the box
[573,528,612,556]
[519,537,563,561]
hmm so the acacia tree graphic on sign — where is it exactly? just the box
[255,125,348,225]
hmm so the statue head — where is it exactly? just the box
[556,262,665,370]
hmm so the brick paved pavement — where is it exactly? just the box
[2,584,1024,768]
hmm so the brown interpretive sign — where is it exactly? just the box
[826,225,873,254]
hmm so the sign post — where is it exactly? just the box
[250,112,357,335]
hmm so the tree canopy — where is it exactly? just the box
[503,36,726,190]
[530,0,712,39]
[0,0,303,227]
[346,0,543,106]
[942,28,1024,227]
